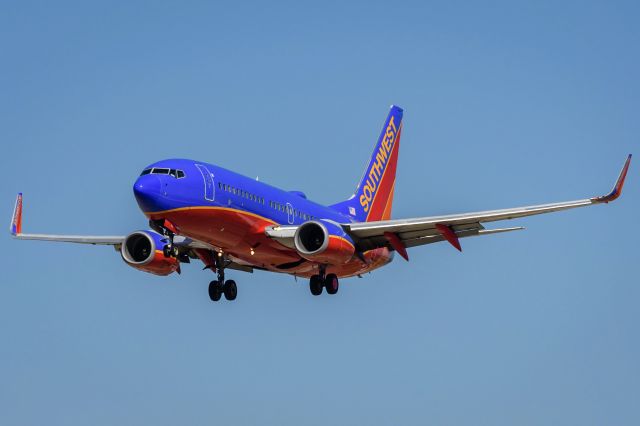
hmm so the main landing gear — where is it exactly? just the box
[208,253,237,302]
[208,279,237,302]
[309,268,339,296]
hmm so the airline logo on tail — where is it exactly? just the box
[359,115,399,213]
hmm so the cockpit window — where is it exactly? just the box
[140,168,186,178]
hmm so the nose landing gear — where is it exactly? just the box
[150,219,180,259]
[162,243,179,258]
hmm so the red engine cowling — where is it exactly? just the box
[120,231,179,276]
[294,220,355,264]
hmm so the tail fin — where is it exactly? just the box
[331,105,403,222]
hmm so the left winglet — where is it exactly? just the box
[10,193,23,236]
[591,154,632,204]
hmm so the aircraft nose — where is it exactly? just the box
[133,175,162,211]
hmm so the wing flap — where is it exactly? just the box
[402,226,524,249]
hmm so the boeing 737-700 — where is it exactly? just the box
[10,106,631,301]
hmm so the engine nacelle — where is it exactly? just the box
[120,231,179,276]
[294,220,355,264]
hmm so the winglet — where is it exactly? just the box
[10,193,23,236]
[591,154,632,204]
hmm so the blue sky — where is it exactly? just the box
[1,1,638,425]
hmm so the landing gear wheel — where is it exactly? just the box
[223,280,237,301]
[325,273,339,295]
[208,280,222,302]
[163,245,172,258]
[310,275,323,296]
[172,245,180,257]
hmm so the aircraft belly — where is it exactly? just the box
[147,207,394,279]
[156,207,301,267]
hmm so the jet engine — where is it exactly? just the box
[120,231,179,276]
[294,220,355,264]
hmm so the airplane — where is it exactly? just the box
[10,106,632,302]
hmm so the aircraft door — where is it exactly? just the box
[195,164,215,201]
[286,202,294,224]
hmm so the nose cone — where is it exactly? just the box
[133,175,162,212]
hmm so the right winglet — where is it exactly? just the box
[591,154,632,204]
[10,193,23,236]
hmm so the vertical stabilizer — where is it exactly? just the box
[331,105,403,222]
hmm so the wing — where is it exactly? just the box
[344,155,631,258]
[10,193,125,246]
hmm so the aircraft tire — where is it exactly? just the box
[163,245,172,258]
[325,274,339,295]
[310,275,323,296]
[223,280,238,301]
[208,280,222,302]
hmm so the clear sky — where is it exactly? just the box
[1,1,638,425]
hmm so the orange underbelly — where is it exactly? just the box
[146,206,394,278]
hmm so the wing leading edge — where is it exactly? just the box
[343,154,632,256]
